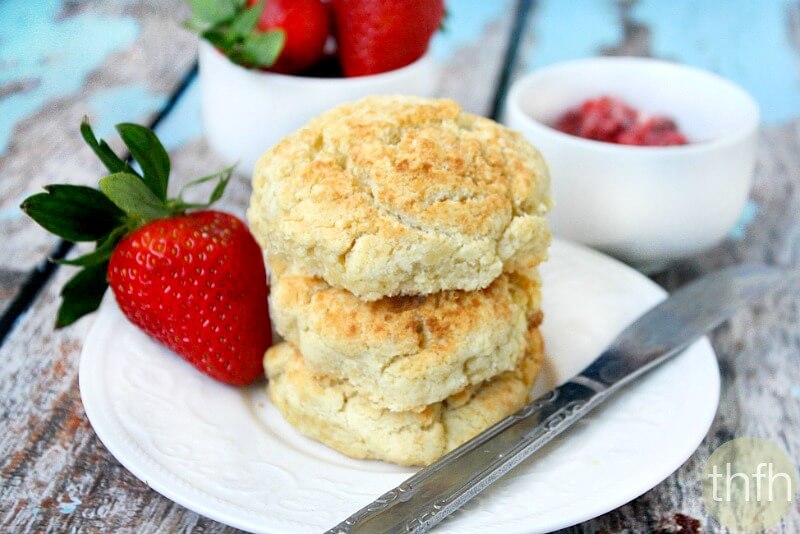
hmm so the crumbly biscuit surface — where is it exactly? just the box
[248,96,551,299]
[270,258,542,411]
[264,331,544,466]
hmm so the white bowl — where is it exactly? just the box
[199,40,440,175]
[504,57,759,268]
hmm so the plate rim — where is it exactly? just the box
[79,238,720,533]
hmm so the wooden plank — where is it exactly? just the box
[0,0,197,316]
[512,1,800,532]
[429,0,519,116]
[0,1,519,532]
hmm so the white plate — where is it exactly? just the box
[79,239,720,533]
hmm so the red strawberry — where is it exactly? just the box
[575,97,637,142]
[553,109,583,137]
[248,0,330,74]
[617,117,688,146]
[332,0,444,77]
[555,97,688,146]
[21,120,271,386]
[108,211,270,385]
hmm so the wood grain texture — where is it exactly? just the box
[0,269,28,317]
[512,1,800,532]
[3,0,799,531]
[0,0,196,316]
[0,1,518,532]
[430,0,517,116]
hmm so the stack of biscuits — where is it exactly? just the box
[248,96,552,466]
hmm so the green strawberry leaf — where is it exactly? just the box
[189,0,243,25]
[228,0,263,37]
[99,172,174,221]
[208,167,234,204]
[26,117,243,330]
[202,26,237,50]
[183,16,208,34]
[116,123,170,200]
[80,119,136,175]
[55,227,127,267]
[21,184,126,242]
[174,165,235,209]
[56,261,109,328]
[239,30,284,67]
[192,0,282,69]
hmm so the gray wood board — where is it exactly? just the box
[0,0,196,316]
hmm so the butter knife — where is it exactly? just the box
[326,264,791,534]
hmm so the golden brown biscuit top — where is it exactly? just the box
[252,94,550,241]
[306,96,550,234]
[249,95,552,299]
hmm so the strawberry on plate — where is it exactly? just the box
[248,0,330,74]
[21,121,271,386]
[332,0,445,77]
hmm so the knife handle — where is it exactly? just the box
[327,378,610,534]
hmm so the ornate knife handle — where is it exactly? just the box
[326,378,610,534]
[327,265,792,534]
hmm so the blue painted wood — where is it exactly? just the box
[152,78,203,151]
[521,0,622,69]
[431,0,515,61]
[0,0,198,275]
[0,0,519,161]
[5,2,799,533]
[632,0,799,125]
[519,0,800,125]
[87,84,165,138]
[0,0,144,154]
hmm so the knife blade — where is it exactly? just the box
[326,264,792,534]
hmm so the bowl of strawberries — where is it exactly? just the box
[190,0,444,174]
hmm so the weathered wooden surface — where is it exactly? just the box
[2,0,799,532]
[0,0,196,316]
[510,1,800,532]
[0,1,520,532]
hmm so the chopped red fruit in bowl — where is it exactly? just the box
[503,57,760,268]
[554,96,688,146]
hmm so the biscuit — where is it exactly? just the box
[248,95,551,300]
[269,258,542,411]
[264,333,543,466]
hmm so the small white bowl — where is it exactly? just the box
[199,40,440,175]
[504,57,759,269]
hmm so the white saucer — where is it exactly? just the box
[79,239,719,533]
